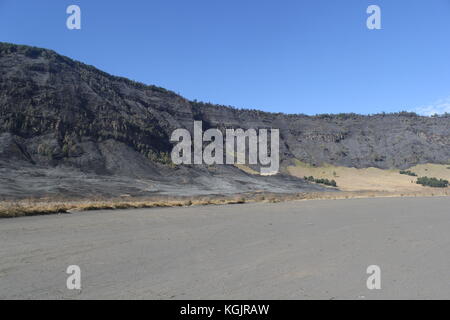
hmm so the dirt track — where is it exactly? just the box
[1,197,450,299]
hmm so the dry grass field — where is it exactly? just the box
[2,188,449,218]
[0,196,249,218]
[287,160,450,192]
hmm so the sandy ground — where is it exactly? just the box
[1,196,450,300]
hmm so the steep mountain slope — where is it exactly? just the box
[193,103,450,169]
[0,42,449,199]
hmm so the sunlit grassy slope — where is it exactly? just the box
[287,160,450,192]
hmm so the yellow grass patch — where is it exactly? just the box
[234,164,260,175]
[0,195,253,218]
[1,189,449,218]
[287,160,450,192]
[409,163,450,181]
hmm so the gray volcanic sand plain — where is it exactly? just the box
[0,159,331,200]
[1,196,450,300]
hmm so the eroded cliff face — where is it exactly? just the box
[1,42,449,178]
[192,102,450,170]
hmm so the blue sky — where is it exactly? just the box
[1,0,450,115]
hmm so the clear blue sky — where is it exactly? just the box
[1,0,450,115]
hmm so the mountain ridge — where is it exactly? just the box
[3,42,447,118]
[0,42,449,199]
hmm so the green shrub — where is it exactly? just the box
[416,176,449,188]
[400,170,417,177]
[24,47,42,59]
[304,176,337,187]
